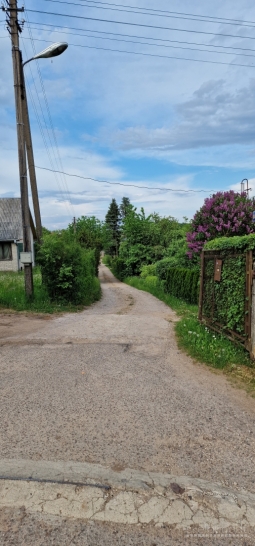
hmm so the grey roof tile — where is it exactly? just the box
[0,198,23,241]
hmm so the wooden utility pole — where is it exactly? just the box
[8,0,33,297]
[20,61,42,242]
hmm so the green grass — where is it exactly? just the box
[124,276,252,370]
[0,268,101,314]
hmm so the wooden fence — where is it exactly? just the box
[198,249,253,353]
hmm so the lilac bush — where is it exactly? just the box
[187,191,255,259]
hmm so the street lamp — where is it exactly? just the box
[7,0,69,299]
[241,179,251,198]
[21,42,69,248]
[23,42,68,67]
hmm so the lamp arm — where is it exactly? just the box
[22,57,34,68]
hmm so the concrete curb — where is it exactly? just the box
[0,459,255,531]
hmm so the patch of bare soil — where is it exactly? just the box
[0,312,52,342]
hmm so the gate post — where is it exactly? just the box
[198,251,205,321]
[245,250,253,356]
[251,259,255,359]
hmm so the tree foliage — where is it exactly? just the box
[187,191,255,259]
[105,198,121,256]
[68,216,106,274]
[120,197,132,222]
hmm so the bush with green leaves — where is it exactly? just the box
[143,275,159,288]
[102,254,112,267]
[37,232,100,305]
[140,264,157,278]
[110,257,128,280]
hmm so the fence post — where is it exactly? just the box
[250,255,255,359]
[198,250,205,321]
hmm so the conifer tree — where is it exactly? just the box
[105,198,121,256]
[120,197,131,222]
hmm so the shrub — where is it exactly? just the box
[140,264,157,278]
[143,275,159,288]
[37,232,100,304]
[102,254,112,266]
[165,267,200,304]
[111,257,128,280]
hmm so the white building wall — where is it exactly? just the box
[0,229,35,272]
[0,243,19,272]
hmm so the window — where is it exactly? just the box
[0,243,12,260]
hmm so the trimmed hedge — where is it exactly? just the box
[204,234,255,336]
[205,233,255,252]
[165,267,200,304]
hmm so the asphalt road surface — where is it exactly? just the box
[0,264,255,545]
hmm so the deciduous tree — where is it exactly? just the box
[187,191,255,259]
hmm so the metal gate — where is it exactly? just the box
[198,249,253,352]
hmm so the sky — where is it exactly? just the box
[1,0,255,229]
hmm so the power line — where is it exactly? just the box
[24,4,75,217]
[18,26,255,59]
[42,0,255,29]
[25,9,255,42]
[35,166,221,193]
[41,0,255,27]
[19,36,255,68]
[22,20,255,55]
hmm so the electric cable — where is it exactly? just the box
[19,36,255,68]
[35,166,221,193]
[18,25,255,59]
[42,0,255,30]
[41,0,255,28]
[21,37,73,216]
[25,8,255,42]
[24,4,75,216]
[0,12,61,215]
[22,20,255,55]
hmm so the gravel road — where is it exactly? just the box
[1,263,255,544]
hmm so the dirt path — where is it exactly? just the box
[0,264,255,544]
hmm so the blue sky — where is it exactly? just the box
[1,0,255,228]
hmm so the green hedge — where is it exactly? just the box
[165,267,200,304]
[204,233,255,252]
[203,234,255,336]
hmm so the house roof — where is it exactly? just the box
[0,198,36,241]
